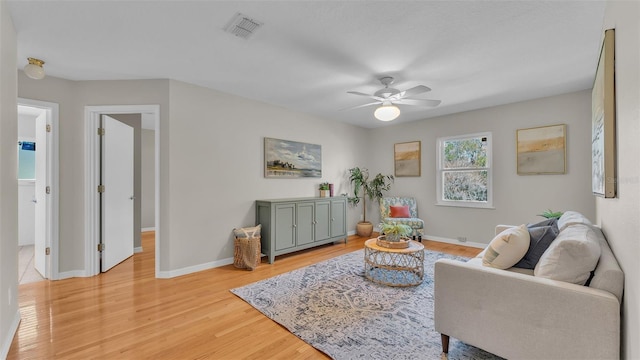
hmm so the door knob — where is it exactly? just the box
[129,196,136,200]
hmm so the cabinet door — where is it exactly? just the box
[314,200,331,241]
[274,203,296,250]
[331,199,347,237]
[296,202,315,245]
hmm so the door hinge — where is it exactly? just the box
[98,243,105,252]
[46,124,51,133]
[46,186,51,194]
[98,185,105,193]
[45,247,50,255]
[98,128,105,136]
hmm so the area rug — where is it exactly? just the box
[231,249,503,360]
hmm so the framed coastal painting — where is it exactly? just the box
[264,137,322,178]
[394,141,421,177]
[592,29,616,198]
[516,124,566,175]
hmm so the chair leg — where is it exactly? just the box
[441,334,450,354]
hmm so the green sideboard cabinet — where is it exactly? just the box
[256,197,347,263]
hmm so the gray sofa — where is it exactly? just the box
[434,211,624,359]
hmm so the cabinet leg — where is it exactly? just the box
[441,334,449,353]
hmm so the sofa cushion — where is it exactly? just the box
[389,205,411,218]
[534,224,601,285]
[557,211,592,232]
[482,225,530,269]
[513,220,559,269]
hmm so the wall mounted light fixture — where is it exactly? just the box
[24,57,45,80]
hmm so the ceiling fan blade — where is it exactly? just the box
[339,101,382,111]
[395,98,442,107]
[399,85,431,98]
[347,91,385,101]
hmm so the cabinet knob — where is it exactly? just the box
[331,218,335,221]
[293,224,297,228]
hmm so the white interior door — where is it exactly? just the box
[34,112,48,278]
[101,115,134,272]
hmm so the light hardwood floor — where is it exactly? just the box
[8,232,481,359]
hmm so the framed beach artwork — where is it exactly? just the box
[516,124,566,175]
[592,29,616,198]
[394,141,421,177]
[264,137,322,178]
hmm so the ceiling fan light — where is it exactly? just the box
[24,57,45,80]
[374,104,400,121]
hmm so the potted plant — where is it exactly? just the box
[379,222,412,242]
[538,209,564,219]
[347,167,394,237]
[319,182,330,197]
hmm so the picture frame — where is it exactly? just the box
[516,124,566,175]
[394,141,421,177]
[592,29,616,198]
[264,137,322,178]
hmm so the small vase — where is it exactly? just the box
[329,183,334,197]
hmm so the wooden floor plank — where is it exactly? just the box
[7,232,481,359]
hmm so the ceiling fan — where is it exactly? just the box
[342,76,441,121]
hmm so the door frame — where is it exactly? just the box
[84,105,160,277]
[18,98,59,280]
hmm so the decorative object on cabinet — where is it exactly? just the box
[347,167,394,237]
[319,182,330,197]
[264,137,321,178]
[516,124,566,175]
[256,197,347,263]
[394,141,421,177]
[592,29,616,198]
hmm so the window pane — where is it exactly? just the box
[443,170,488,202]
[443,137,487,169]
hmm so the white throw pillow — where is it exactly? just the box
[557,211,593,232]
[534,224,601,285]
[482,225,530,269]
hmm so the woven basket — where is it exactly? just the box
[233,235,261,270]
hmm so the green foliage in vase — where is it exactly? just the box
[380,222,412,241]
[347,167,394,223]
[319,182,330,190]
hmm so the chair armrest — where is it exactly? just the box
[434,259,620,359]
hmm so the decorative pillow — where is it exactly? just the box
[534,224,601,285]
[389,205,411,218]
[513,221,559,269]
[557,211,592,232]
[233,224,261,238]
[482,225,531,269]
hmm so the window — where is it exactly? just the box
[437,132,492,208]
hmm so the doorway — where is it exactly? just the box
[16,98,59,282]
[84,105,160,277]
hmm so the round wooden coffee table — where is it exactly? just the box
[363,238,425,287]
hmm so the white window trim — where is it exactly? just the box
[436,132,494,209]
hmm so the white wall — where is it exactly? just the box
[0,0,19,357]
[597,1,640,358]
[141,129,155,229]
[166,79,368,272]
[368,90,595,245]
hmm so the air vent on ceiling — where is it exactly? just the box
[224,12,263,40]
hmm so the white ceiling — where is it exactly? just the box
[7,1,606,129]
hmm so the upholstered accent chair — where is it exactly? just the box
[379,197,424,240]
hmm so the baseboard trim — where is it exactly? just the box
[1,310,21,360]
[347,230,356,236]
[57,270,89,280]
[156,257,234,279]
[134,247,143,253]
[426,234,487,249]
[141,227,155,232]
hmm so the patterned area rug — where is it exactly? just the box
[231,249,503,360]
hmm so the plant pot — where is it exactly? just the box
[319,190,330,198]
[356,221,374,237]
